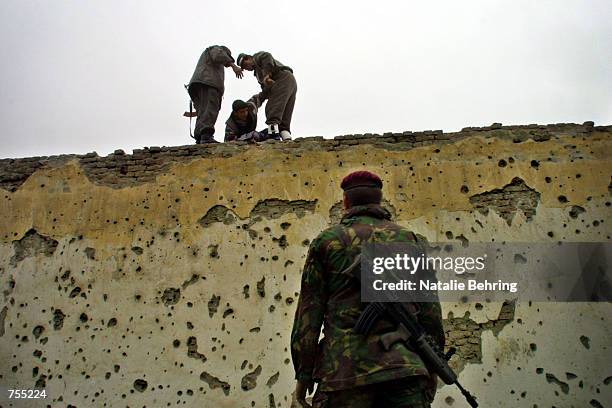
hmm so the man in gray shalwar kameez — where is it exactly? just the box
[188,45,243,144]
[237,51,297,141]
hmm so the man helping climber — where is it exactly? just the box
[237,51,297,141]
[187,45,243,144]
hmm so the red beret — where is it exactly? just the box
[341,171,383,191]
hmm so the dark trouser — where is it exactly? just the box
[312,376,433,408]
[265,70,297,132]
[189,83,222,142]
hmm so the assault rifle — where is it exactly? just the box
[346,254,479,407]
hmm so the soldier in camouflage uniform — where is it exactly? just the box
[290,171,445,408]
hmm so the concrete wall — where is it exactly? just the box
[0,123,610,407]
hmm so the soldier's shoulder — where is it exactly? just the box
[379,219,427,243]
[312,224,347,245]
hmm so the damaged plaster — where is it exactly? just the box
[0,123,610,407]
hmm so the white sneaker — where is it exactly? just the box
[268,124,280,135]
[280,130,292,141]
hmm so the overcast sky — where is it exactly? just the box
[0,0,610,158]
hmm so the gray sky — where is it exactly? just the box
[0,0,610,158]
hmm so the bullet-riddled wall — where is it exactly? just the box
[0,123,610,407]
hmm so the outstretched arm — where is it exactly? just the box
[227,62,243,79]
[208,46,243,78]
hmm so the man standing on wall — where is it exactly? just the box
[236,51,297,141]
[188,45,243,144]
[290,171,445,408]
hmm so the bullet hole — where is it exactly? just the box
[558,195,568,203]
[514,254,527,264]
[35,375,47,388]
[69,287,81,298]
[445,231,454,240]
[32,325,44,339]
[590,400,605,408]
[263,372,280,389]
[181,274,200,289]
[208,244,219,258]
[530,160,539,168]
[545,373,569,394]
[529,343,537,352]
[445,396,455,405]
[107,318,117,328]
[285,297,294,305]
[566,372,577,380]
[162,288,180,306]
[208,295,220,318]
[223,308,234,318]
[569,206,585,219]
[83,247,96,260]
[249,327,260,333]
[187,322,194,330]
[579,335,590,349]
[243,285,250,299]
[460,185,469,194]
[536,368,544,374]
[456,235,469,247]
[272,235,288,249]
[302,239,310,247]
[187,336,207,363]
[53,310,65,330]
[545,177,552,183]
[79,313,88,323]
[498,159,507,167]
[280,222,291,230]
[241,365,262,391]
[105,372,111,379]
[133,379,148,392]
[257,278,266,298]
[131,246,143,255]
[475,303,483,310]
[547,231,554,238]
[200,371,230,395]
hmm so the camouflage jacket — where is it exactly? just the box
[290,204,445,391]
